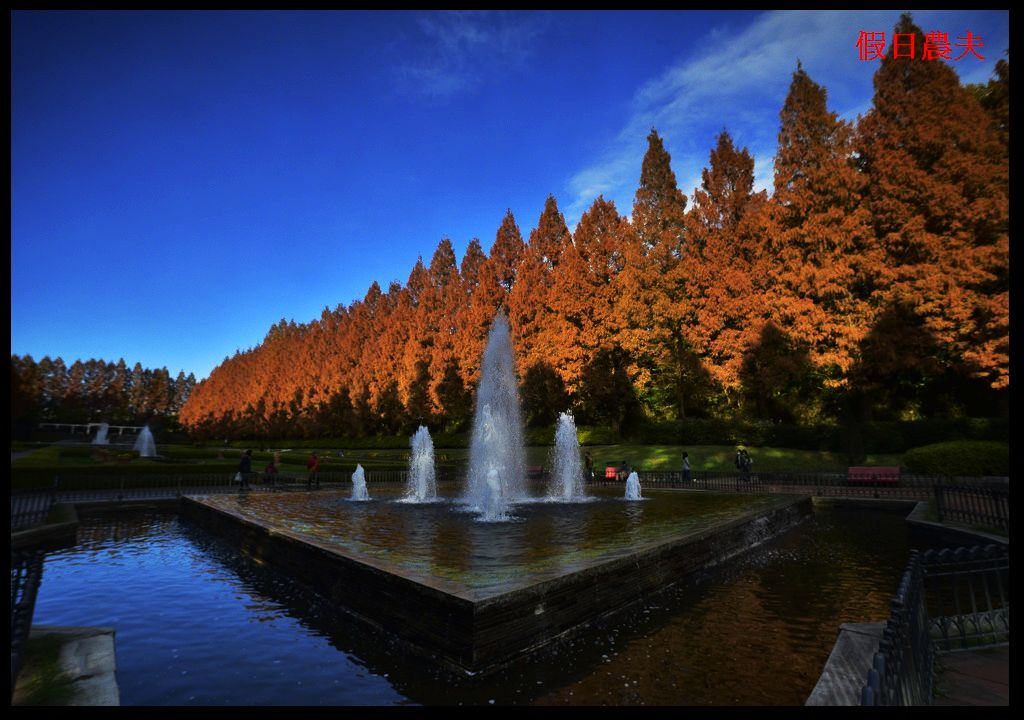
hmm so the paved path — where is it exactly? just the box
[933,646,1009,705]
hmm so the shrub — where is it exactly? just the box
[902,441,1010,477]
[524,426,555,446]
[577,426,621,445]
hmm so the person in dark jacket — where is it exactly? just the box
[306,451,320,490]
[238,449,253,491]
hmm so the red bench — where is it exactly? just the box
[526,465,544,479]
[847,466,900,486]
[605,466,619,479]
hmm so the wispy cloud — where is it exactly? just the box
[564,9,1007,226]
[395,11,551,100]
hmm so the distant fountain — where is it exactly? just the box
[400,425,437,503]
[624,471,643,501]
[548,412,589,502]
[92,422,110,445]
[351,464,370,501]
[134,425,156,457]
[464,313,527,521]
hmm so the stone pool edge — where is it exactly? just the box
[180,492,812,673]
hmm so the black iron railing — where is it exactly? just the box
[616,471,1007,502]
[933,484,1009,534]
[23,469,465,503]
[11,490,56,530]
[861,550,933,706]
[921,545,1009,652]
[860,543,1009,706]
[13,469,1009,506]
[10,549,45,696]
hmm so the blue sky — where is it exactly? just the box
[11,10,1009,380]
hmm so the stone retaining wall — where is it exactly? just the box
[180,493,812,673]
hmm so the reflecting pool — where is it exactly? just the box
[31,502,911,705]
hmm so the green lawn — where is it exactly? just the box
[12,441,903,477]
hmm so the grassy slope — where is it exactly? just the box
[12,442,902,475]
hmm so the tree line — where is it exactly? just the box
[10,355,197,436]
[177,16,1007,441]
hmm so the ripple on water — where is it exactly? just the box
[32,504,910,706]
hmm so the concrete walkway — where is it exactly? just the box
[933,646,1009,706]
[14,626,120,706]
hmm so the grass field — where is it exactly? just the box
[11,441,903,483]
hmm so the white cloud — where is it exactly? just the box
[395,11,551,100]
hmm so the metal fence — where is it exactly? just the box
[861,550,933,706]
[607,471,1008,503]
[933,484,1009,534]
[10,469,465,505]
[860,543,1009,706]
[11,549,45,696]
[922,545,1010,653]
[10,469,1009,507]
[11,490,56,530]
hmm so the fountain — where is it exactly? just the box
[92,422,110,445]
[624,471,643,501]
[134,425,156,457]
[547,412,590,502]
[180,311,813,675]
[400,426,437,503]
[351,463,370,501]
[462,313,527,521]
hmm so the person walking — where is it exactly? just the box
[742,449,754,483]
[306,451,320,490]
[682,451,691,483]
[584,451,595,483]
[264,457,279,488]
[238,449,253,492]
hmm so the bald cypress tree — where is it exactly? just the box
[767,63,874,403]
[856,13,1008,395]
[490,209,525,295]
[677,130,768,414]
[616,129,691,417]
[508,196,571,373]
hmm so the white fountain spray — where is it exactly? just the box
[464,313,527,521]
[134,425,156,457]
[351,463,370,501]
[92,422,110,445]
[548,411,589,502]
[400,425,437,503]
[624,471,643,501]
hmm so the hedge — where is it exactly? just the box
[901,441,1010,477]
[622,417,1007,454]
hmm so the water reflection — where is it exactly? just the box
[32,505,915,705]
[199,486,779,596]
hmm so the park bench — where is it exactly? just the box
[526,465,544,479]
[605,466,618,479]
[847,466,900,486]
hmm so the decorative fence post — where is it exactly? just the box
[933,481,946,524]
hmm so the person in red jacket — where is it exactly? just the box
[306,451,320,490]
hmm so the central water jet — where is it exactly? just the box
[463,313,527,521]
